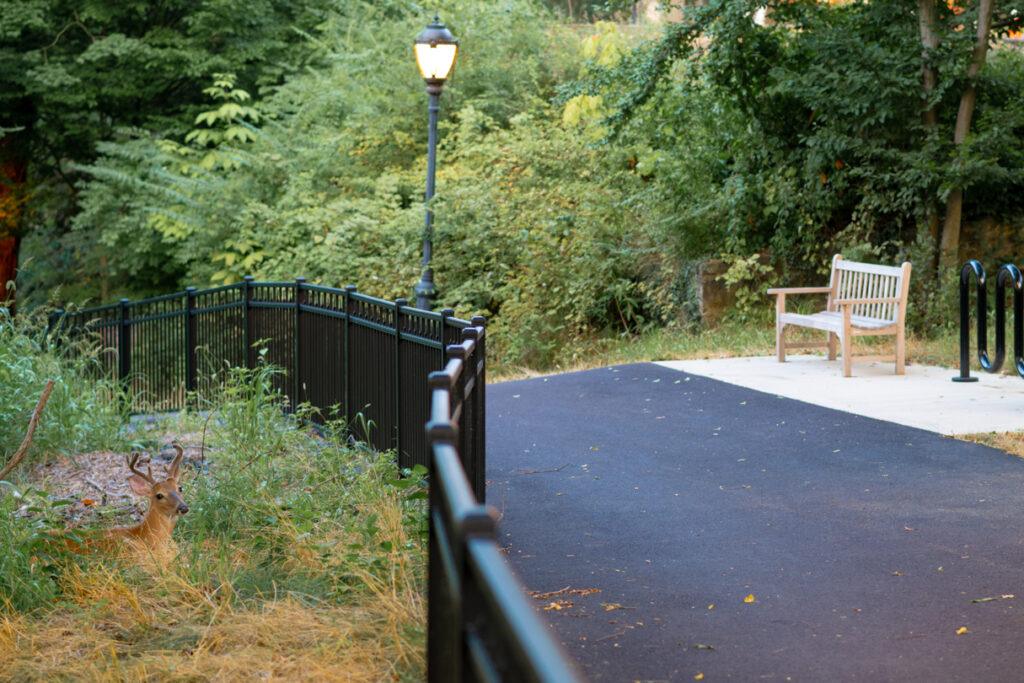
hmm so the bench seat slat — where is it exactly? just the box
[778,311,894,331]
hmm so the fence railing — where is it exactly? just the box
[427,328,583,682]
[50,278,480,473]
[954,260,1024,382]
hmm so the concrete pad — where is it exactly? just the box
[655,355,1024,435]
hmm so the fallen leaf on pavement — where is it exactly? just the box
[544,600,574,611]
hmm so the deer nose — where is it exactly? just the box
[177,503,189,515]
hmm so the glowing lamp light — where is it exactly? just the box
[414,17,458,92]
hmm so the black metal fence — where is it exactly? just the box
[427,329,583,682]
[954,260,1024,382]
[50,278,479,472]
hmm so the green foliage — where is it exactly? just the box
[34,0,1024,369]
[0,306,129,614]
[567,0,1024,336]
[4,0,339,303]
[67,1,692,367]
[0,484,74,613]
[539,0,640,23]
[0,307,127,465]
[176,363,427,605]
[433,107,677,366]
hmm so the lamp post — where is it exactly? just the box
[413,16,458,311]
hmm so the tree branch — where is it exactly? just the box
[0,379,56,482]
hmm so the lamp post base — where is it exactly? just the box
[415,278,437,311]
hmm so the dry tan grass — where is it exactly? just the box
[1,487,425,682]
[955,431,1024,458]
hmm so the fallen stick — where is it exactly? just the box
[514,463,571,475]
[0,379,56,482]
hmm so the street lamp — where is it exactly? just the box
[413,16,458,311]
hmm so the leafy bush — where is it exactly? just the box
[565,0,1024,334]
[178,362,428,607]
[64,1,690,368]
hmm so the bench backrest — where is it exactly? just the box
[827,254,912,324]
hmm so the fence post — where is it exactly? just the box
[294,277,306,413]
[47,310,64,345]
[440,308,454,366]
[344,285,356,425]
[464,318,487,504]
[395,298,407,467]
[118,298,131,389]
[184,288,197,395]
[243,276,254,370]
[446,342,471,489]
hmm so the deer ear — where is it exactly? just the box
[127,474,153,497]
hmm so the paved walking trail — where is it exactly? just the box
[488,357,1024,682]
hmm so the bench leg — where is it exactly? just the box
[827,332,837,361]
[842,307,852,377]
[775,294,786,362]
[895,328,906,375]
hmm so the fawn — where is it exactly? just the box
[54,445,189,555]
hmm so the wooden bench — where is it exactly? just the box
[767,254,912,377]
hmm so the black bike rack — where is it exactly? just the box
[955,260,1024,382]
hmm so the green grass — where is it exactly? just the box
[491,318,964,381]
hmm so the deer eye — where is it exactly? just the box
[178,486,183,493]
[156,493,164,500]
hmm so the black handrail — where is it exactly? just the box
[427,328,583,682]
[955,261,1024,382]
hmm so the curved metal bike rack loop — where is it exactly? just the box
[955,260,1024,381]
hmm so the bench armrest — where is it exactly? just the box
[833,297,902,306]
[766,286,832,296]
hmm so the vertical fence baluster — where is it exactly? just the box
[395,298,407,467]
[184,288,197,397]
[294,277,306,412]
[243,276,253,370]
[469,317,487,504]
[344,285,356,426]
[118,299,131,408]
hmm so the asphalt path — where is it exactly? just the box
[488,363,1024,682]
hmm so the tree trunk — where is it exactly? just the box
[939,0,996,268]
[0,133,28,311]
[0,236,19,305]
[919,0,942,246]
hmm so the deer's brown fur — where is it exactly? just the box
[51,445,189,555]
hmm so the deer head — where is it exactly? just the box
[126,445,189,521]
[47,444,192,555]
